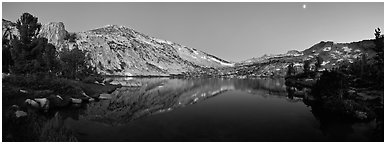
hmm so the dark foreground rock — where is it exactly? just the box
[2,74,122,141]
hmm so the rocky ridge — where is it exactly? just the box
[2,19,234,76]
[2,19,378,77]
[222,40,377,77]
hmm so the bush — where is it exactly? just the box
[59,47,96,80]
[312,70,348,98]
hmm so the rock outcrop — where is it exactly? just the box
[2,19,18,40]
[38,22,68,50]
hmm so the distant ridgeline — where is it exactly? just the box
[2,19,378,77]
[2,19,234,76]
[224,39,378,77]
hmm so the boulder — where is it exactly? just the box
[25,98,50,111]
[70,98,82,104]
[15,110,27,118]
[25,99,40,108]
[47,95,71,108]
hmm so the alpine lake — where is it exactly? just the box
[54,77,378,142]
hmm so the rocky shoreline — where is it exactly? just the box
[284,70,383,141]
[285,71,383,121]
[2,74,124,141]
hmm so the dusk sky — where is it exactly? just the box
[2,2,384,62]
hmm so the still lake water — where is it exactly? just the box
[60,78,377,141]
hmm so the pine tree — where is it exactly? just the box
[16,13,41,45]
[315,55,323,72]
[374,28,384,88]
[303,60,311,73]
[10,13,59,74]
[2,27,14,73]
[286,63,295,77]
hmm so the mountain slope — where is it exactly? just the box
[223,40,378,77]
[2,19,234,76]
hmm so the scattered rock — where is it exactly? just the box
[25,99,40,108]
[347,89,356,96]
[25,98,50,111]
[88,98,95,102]
[19,89,28,93]
[356,92,381,101]
[99,93,113,100]
[355,111,368,120]
[70,98,82,104]
[34,98,50,111]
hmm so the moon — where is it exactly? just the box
[303,4,307,9]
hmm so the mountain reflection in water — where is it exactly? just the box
[60,78,376,142]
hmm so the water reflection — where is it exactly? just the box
[59,78,377,141]
[76,78,288,125]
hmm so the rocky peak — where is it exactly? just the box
[38,22,68,48]
[2,19,18,40]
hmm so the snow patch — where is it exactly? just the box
[323,47,331,51]
[321,61,330,66]
[157,65,164,69]
[124,72,133,76]
[354,49,361,53]
[153,38,173,45]
[193,49,199,55]
[333,50,343,55]
[353,54,360,59]
[294,63,303,67]
[209,57,234,67]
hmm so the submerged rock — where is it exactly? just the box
[355,111,368,120]
[15,110,27,118]
[98,93,113,100]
